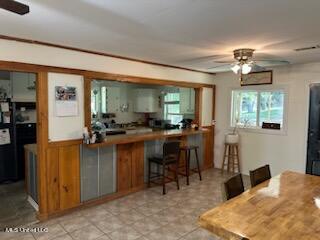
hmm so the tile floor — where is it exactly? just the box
[0,169,250,240]
[0,181,37,229]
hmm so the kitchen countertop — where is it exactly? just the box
[87,128,208,148]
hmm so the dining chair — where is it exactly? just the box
[223,173,245,200]
[249,164,271,187]
[148,141,180,195]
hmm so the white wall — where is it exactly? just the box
[201,87,213,127]
[213,62,320,175]
[0,39,214,84]
[48,73,84,141]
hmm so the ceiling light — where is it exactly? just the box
[241,63,252,74]
[231,64,240,74]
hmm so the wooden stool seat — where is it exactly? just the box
[179,145,199,150]
[221,143,240,173]
[179,145,202,185]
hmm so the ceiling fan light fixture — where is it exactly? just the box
[241,63,252,74]
[231,64,241,74]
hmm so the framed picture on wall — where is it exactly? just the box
[240,70,273,86]
[55,86,78,117]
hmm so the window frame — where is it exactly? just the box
[229,86,288,135]
[163,92,183,124]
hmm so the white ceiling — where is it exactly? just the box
[1,0,320,72]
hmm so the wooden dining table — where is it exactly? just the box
[199,171,320,240]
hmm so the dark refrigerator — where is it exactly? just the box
[0,101,17,183]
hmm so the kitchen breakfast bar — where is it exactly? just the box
[80,128,213,203]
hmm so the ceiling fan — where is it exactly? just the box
[208,48,289,75]
[0,0,29,15]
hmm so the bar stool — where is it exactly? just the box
[148,141,180,195]
[179,145,202,185]
[221,143,240,173]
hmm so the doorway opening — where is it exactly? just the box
[0,70,38,228]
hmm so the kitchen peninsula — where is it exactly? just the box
[81,127,211,202]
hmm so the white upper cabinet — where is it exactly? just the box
[101,86,120,113]
[133,88,158,113]
[11,72,36,102]
[179,88,195,114]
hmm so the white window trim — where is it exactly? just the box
[229,85,289,136]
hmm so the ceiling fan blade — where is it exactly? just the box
[250,64,267,72]
[207,64,231,72]
[253,59,289,64]
[213,61,234,64]
[181,54,229,64]
[0,0,29,15]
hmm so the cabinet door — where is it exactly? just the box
[189,89,195,113]
[46,148,60,213]
[131,142,144,188]
[133,89,157,113]
[117,144,132,191]
[59,145,80,210]
[180,88,195,114]
[106,87,120,113]
[11,72,36,102]
[179,88,189,114]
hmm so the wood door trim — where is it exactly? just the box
[0,60,214,88]
[0,35,215,75]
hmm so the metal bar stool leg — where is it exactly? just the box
[227,144,231,172]
[148,161,151,187]
[236,144,240,173]
[175,159,180,190]
[185,150,189,185]
[194,148,202,181]
[162,162,166,195]
[221,143,227,173]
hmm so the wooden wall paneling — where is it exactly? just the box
[36,72,49,219]
[117,144,132,191]
[58,145,80,210]
[131,142,145,188]
[202,127,214,169]
[46,147,60,213]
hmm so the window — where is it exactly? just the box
[164,92,183,124]
[231,89,285,129]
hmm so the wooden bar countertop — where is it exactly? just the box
[199,171,320,240]
[87,128,208,148]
